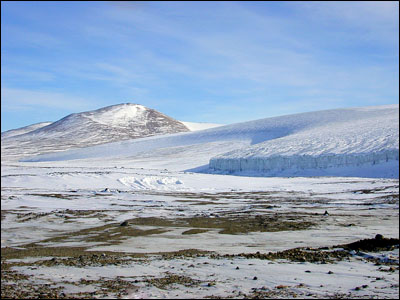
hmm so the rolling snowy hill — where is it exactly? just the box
[1,103,189,160]
[20,104,399,178]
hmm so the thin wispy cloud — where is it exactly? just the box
[295,1,399,37]
[2,67,56,82]
[1,88,97,111]
[1,24,66,49]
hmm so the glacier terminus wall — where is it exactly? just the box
[209,149,399,176]
[208,105,399,178]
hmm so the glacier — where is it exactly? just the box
[209,105,399,177]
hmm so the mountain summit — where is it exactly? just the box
[1,103,190,160]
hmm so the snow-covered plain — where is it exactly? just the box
[1,104,399,299]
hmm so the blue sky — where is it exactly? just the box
[1,1,399,131]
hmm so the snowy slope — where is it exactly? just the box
[210,105,399,176]
[1,103,189,160]
[1,122,52,139]
[21,104,399,178]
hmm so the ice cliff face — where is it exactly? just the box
[1,103,189,160]
[209,105,399,176]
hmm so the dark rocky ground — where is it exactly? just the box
[2,234,398,299]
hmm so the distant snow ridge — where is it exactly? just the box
[179,121,223,131]
[209,105,399,176]
[1,122,52,139]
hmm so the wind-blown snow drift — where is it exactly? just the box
[21,105,399,178]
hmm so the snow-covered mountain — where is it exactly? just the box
[20,104,399,178]
[1,103,189,160]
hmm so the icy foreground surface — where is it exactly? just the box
[21,104,399,178]
[1,162,399,299]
